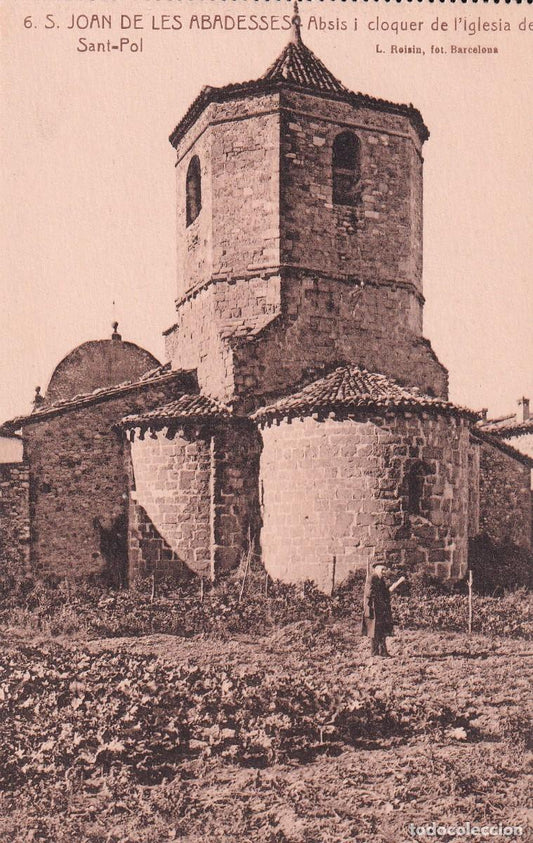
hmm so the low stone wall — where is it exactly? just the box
[259,412,470,591]
[0,462,30,576]
[478,439,532,550]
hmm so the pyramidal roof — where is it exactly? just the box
[169,4,428,148]
[261,8,347,95]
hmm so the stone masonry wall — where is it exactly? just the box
[259,413,470,591]
[174,94,280,298]
[478,440,532,549]
[212,421,262,572]
[128,498,193,585]
[468,438,481,539]
[176,124,214,301]
[231,273,447,406]
[172,89,424,297]
[166,268,446,406]
[279,90,424,294]
[167,88,445,405]
[128,419,261,580]
[129,428,212,579]
[45,340,160,405]
[165,274,282,403]
[0,463,30,575]
[22,379,184,581]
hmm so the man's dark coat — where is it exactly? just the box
[361,573,394,638]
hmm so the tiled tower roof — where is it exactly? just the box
[261,11,347,94]
[169,5,428,148]
[252,365,478,423]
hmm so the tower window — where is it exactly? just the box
[332,132,360,206]
[186,156,201,227]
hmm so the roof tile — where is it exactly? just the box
[472,429,533,467]
[252,365,478,422]
[477,418,533,439]
[261,39,347,94]
[120,394,230,429]
[2,365,195,430]
[169,23,428,148]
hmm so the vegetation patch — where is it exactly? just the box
[0,566,530,641]
[0,625,530,842]
[0,565,530,841]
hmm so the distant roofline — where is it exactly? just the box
[477,418,533,439]
[472,428,533,468]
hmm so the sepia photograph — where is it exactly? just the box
[0,0,531,840]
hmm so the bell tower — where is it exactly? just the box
[164,4,447,408]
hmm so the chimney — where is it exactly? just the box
[518,397,530,422]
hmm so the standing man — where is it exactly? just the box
[361,562,397,657]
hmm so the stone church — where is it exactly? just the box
[1,8,531,590]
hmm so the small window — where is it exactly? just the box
[186,156,201,227]
[407,461,426,516]
[332,132,360,206]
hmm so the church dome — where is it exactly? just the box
[45,324,161,405]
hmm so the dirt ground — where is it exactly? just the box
[0,621,531,843]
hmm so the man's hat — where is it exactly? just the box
[372,561,386,568]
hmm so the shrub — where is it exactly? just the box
[394,589,531,639]
[469,534,532,594]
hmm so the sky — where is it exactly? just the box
[1,0,531,423]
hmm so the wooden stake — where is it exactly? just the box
[364,556,371,599]
[239,548,251,603]
[150,572,156,603]
[264,572,268,597]
[331,556,336,595]
[468,569,473,634]
[200,576,204,602]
